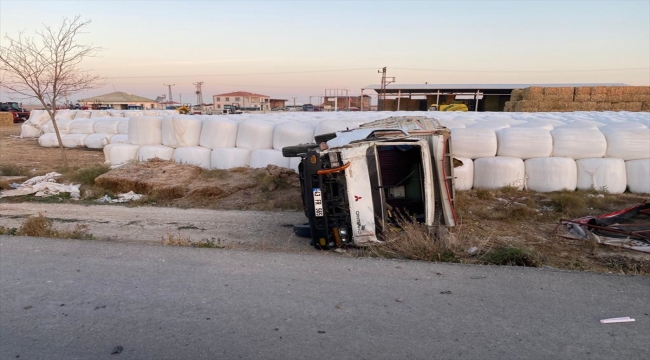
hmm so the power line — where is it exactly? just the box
[392,67,649,73]
[106,68,378,80]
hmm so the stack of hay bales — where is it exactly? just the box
[0,113,14,127]
[504,86,650,112]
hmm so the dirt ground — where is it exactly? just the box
[1,124,649,274]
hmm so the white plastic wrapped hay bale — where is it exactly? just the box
[236,119,275,150]
[173,146,212,169]
[211,148,251,169]
[289,157,301,173]
[561,120,606,129]
[599,122,647,133]
[109,144,140,165]
[604,129,650,160]
[117,119,130,134]
[93,118,121,134]
[199,117,239,149]
[137,145,175,162]
[576,158,627,193]
[551,128,607,159]
[437,119,466,129]
[69,119,97,134]
[61,134,88,148]
[162,115,203,148]
[273,121,315,150]
[625,159,650,193]
[109,134,129,144]
[249,149,291,169]
[21,123,43,138]
[473,157,526,190]
[38,133,59,147]
[84,133,112,149]
[524,157,577,192]
[453,157,473,191]
[496,128,553,159]
[314,120,358,137]
[90,110,110,118]
[103,143,117,164]
[107,110,125,117]
[73,111,92,119]
[128,116,163,145]
[512,122,555,131]
[467,120,511,131]
[54,110,76,121]
[43,119,73,134]
[450,128,497,159]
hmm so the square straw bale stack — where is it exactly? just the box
[522,87,545,101]
[543,87,574,101]
[573,87,592,102]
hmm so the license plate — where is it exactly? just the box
[313,188,323,217]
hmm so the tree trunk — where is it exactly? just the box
[46,108,68,169]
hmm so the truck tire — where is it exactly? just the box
[282,144,318,158]
[293,223,311,238]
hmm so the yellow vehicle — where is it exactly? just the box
[428,103,468,112]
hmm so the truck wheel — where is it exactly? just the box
[282,144,318,158]
[293,223,311,238]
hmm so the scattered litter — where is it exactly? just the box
[440,291,452,295]
[317,330,326,334]
[396,298,404,302]
[97,191,143,203]
[587,194,605,198]
[111,345,123,355]
[333,248,346,254]
[466,246,478,255]
[600,317,635,324]
[0,172,80,199]
[555,203,650,253]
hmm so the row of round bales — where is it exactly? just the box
[27,110,650,194]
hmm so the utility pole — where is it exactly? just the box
[377,67,395,111]
[292,97,297,108]
[193,81,204,107]
[163,84,175,105]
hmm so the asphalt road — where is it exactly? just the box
[1,236,648,360]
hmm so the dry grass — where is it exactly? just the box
[16,213,93,240]
[161,231,226,248]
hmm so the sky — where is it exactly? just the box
[1,0,649,105]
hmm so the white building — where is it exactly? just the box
[213,91,271,111]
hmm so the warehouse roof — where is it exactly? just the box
[78,92,157,103]
[362,83,628,94]
[214,91,270,97]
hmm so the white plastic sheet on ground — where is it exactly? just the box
[173,146,212,169]
[0,172,80,199]
[453,157,474,191]
[211,148,251,169]
[473,157,526,190]
[525,157,577,192]
[576,158,627,194]
[551,128,607,159]
[625,159,650,194]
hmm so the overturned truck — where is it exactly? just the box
[283,116,457,249]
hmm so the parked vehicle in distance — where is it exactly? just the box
[428,103,468,111]
[0,102,30,123]
[302,104,315,111]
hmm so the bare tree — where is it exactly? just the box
[0,15,103,168]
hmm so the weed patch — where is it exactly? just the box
[481,246,541,267]
[0,164,29,176]
[16,213,93,240]
[0,226,18,235]
[161,231,224,248]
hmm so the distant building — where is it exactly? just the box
[270,99,287,109]
[213,91,271,111]
[322,95,371,111]
[78,92,158,110]
[362,83,627,112]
